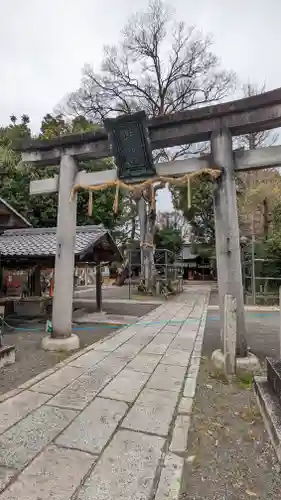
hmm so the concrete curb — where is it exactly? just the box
[254,376,281,463]
[208,305,279,312]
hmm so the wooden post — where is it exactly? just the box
[96,264,102,313]
[223,294,237,376]
[33,265,41,296]
[212,128,247,357]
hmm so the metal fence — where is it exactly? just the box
[243,257,281,305]
[126,248,183,299]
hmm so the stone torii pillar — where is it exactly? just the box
[211,128,247,357]
[42,155,80,351]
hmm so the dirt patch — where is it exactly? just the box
[179,359,281,500]
[0,323,119,394]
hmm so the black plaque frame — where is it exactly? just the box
[104,111,156,182]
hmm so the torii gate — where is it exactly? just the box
[14,88,281,355]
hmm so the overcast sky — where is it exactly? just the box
[1,0,280,211]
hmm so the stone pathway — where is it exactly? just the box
[0,287,210,499]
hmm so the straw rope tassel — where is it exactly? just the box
[151,184,156,211]
[88,190,93,216]
[69,167,221,215]
[113,182,120,214]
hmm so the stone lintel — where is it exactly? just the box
[15,86,281,155]
[235,144,281,171]
[21,139,111,166]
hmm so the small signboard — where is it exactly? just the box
[104,111,156,182]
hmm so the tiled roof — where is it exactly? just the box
[0,226,108,257]
[0,197,32,228]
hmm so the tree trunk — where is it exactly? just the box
[138,197,146,278]
[143,188,157,292]
[130,198,137,240]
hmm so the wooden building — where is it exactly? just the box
[0,197,31,233]
[0,225,122,313]
[175,244,214,280]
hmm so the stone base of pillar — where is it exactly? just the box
[0,345,16,368]
[211,349,260,375]
[41,334,80,352]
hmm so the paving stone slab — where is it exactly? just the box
[0,467,16,493]
[154,453,183,500]
[161,349,191,367]
[0,405,77,469]
[113,343,143,359]
[0,445,95,500]
[126,334,154,345]
[47,354,128,411]
[97,353,130,376]
[68,350,109,369]
[170,415,190,453]
[147,364,186,393]
[178,397,193,414]
[31,366,84,395]
[99,369,150,402]
[183,377,197,399]
[0,389,22,403]
[0,391,50,435]
[93,341,124,353]
[93,332,133,352]
[180,324,199,333]
[122,388,177,436]
[46,372,104,411]
[18,368,57,390]
[169,337,196,351]
[76,430,164,500]
[160,325,181,335]
[140,325,163,335]
[56,398,127,454]
[127,354,162,373]
[141,336,174,355]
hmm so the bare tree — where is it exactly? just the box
[63,0,235,128]
[236,83,278,150]
[236,83,279,239]
[60,0,236,291]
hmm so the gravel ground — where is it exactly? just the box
[180,358,281,500]
[0,323,119,394]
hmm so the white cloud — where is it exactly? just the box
[1,0,281,211]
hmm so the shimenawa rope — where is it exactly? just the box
[69,167,221,216]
